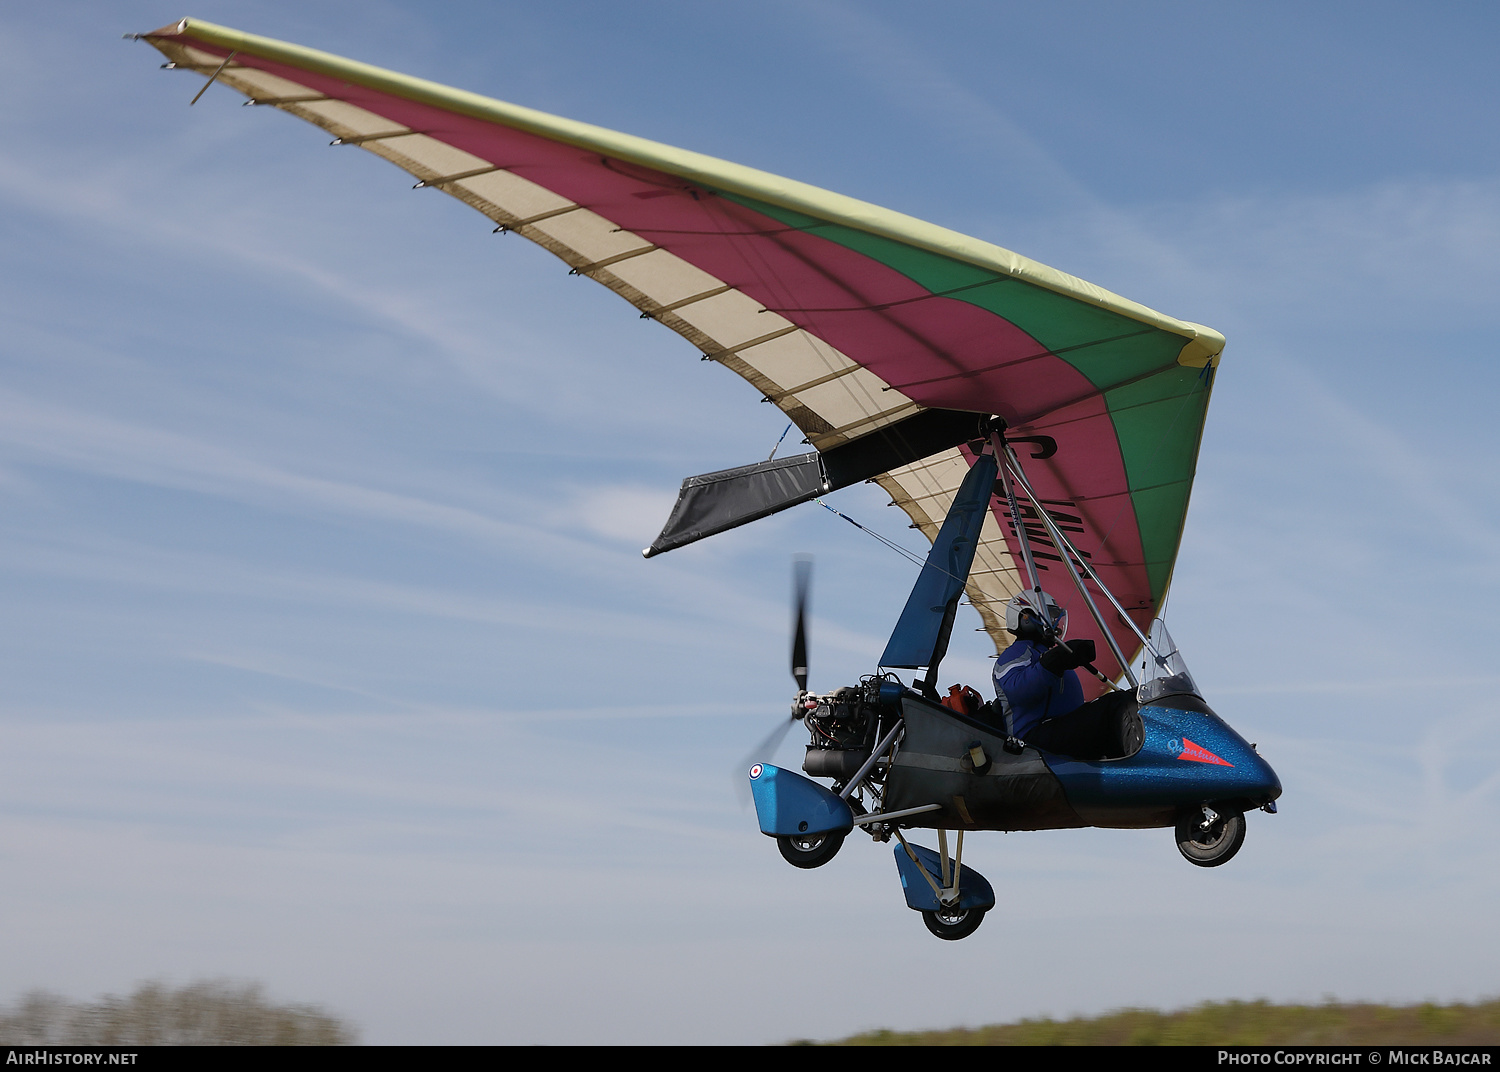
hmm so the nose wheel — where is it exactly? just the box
[1176,807,1245,867]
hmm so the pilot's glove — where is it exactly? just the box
[1039,639,1096,676]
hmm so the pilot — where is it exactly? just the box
[990,591,1096,743]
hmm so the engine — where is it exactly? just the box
[800,679,891,782]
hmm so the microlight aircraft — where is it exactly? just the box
[134,19,1282,941]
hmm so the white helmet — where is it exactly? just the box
[1004,591,1067,639]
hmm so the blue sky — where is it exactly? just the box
[1,0,1498,1045]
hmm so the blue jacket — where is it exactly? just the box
[992,638,1084,739]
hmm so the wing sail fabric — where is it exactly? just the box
[137,19,1226,687]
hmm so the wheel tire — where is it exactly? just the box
[1176,809,1246,867]
[777,830,845,869]
[922,905,986,941]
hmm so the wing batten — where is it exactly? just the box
[413,165,503,188]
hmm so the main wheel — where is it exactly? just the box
[777,830,845,869]
[1175,809,1246,867]
[922,905,986,941]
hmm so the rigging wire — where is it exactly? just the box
[811,497,1016,608]
[812,498,927,569]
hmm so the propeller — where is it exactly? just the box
[791,554,811,693]
[735,555,814,807]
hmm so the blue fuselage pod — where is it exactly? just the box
[1042,694,1282,828]
[748,763,855,838]
[893,842,996,912]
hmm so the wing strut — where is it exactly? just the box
[991,426,1047,622]
[1001,443,1166,683]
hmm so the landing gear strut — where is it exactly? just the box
[893,830,995,940]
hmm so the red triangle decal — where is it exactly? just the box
[1179,737,1232,766]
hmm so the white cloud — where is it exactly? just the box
[568,482,678,546]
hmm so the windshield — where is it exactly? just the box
[1136,620,1202,704]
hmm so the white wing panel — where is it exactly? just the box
[454,169,574,222]
[671,290,784,352]
[372,135,493,180]
[796,366,909,431]
[294,99,405,137]
[604,249,722,308]
[531,209,653,264]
